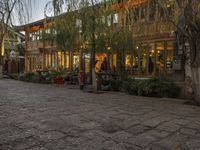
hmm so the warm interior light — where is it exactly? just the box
[166,4,171,8]
[107,47,111,50]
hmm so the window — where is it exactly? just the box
[166,2,173,17]
[76,19,82,33]
[113,13,118,24]
[107,15,112,26]
[149,0,156,21]
[101,16,106,24]
[132,8,139,22]
[141,5,147,20]
[125,13,129,25]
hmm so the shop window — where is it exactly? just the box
[51,53,54,68]
[156,42,165,76]
[73,55,79,69]
[113,54,117,69]
[61,52,65,68]
[132,47,139,75]
[84,53,90,73]
[65,53,69,69]
[45,53,48,68]
[166,41,174,74]
[126,55,131,68]
[53,53,58,69]
[141,47,147,74]
[58,51,62,69]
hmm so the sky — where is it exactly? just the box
[31,0,50,22]
[13,0,50,25]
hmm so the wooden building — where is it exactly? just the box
[1,23,25,74]
[14,0,182,79]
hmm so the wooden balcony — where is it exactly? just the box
[26,40,58,52]
[132,21,175,38]
[27,41,44,51]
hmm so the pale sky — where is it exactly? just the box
[32,0,50,22]
[13,0,50,25]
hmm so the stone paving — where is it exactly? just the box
[0,79,200,150]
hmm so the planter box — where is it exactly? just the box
[53,77,65,84]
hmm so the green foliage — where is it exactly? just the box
[122,78,139,95]
[55,14,79,51]
[49,70,61,78]
[110,75,120,91]
[18,72,39,83]
[121,77,180,98]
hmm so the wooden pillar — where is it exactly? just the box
[69,51,73,71]
[64,51,66,69]
[61,51,63,69]
[147,0,150,22]
[43,52,45,71]
[130,49,134,75]
[79,49,84,71]
[31,56,33,71]
[138,47,141,76]
[26,55,29,72]
[50,52,52,68]
[46,52,48,69]
[153,43,157,76]
[25,32,29,72]
[146,44,150,76]
[164,41,167,76]
[110,54,113,71]
[56,51,59,71]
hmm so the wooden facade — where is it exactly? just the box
[15,0,177,78]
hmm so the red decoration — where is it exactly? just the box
[53,77,65,84]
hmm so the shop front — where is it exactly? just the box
[126,40,174,78]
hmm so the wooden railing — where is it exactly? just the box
[132,21,175,37]
[27,40,57,51]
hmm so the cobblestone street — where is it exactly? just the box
[0,79,200,150]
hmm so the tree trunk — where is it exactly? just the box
[0,42,3,79]
[191,66,200,102]
[191,41,200,103]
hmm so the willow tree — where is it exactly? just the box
[54,13,79,53]
[158,0,200,102]
[0,0,32,78]
[52,0,111,87]
[52,0,135,90]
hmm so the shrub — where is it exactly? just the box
[111,76,122,91]
[128,80,139,95]
[18,72,45,83]
[24,72,35,82]
[121,77,139,95]
[49,71,61,78]
[121,77,180,98]
[18,73,25,81]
